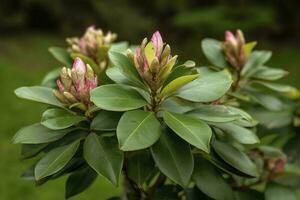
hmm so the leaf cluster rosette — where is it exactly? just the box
[12,27,300,200]
[202,29,300,199]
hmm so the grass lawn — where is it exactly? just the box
[0,33,299,200]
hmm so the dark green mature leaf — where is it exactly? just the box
[35,140,80,180]
[91,84,147,111]
[193,156,233,200]
[211,122,259,144]
[21,143,48,159]
[265,184,297,200]
[187,105,242,123]
[127,150,155,185]
[41,108,86,130]
[176,69,232,102]
[241,50,272,77]
[153,185,181,200]
[15,86,63,107]
[13,123,74,144]
[212,140,258,177]
[65,167,97,199]
[108,51,145,89]
[84,133,123,185]
[117,110,161,151]
[151,129,194,187]
[160,98,195,114]
[251,66,288,81]
[234,189,264,200]
[201,38,227,68]
[91,111,122,131]
[106,67,133,85]
[163,111,212,153]
[49,47,73,66]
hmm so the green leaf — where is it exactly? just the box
[249,92,283,111]
[234,189,264,200]
[193,156,233,200]
[127,150,155,185]
[176,69,232,102]
[21,144,48,159]
[49,47,73,66]
[108,51,145,88]
[251,81,294,92]
[84,133,123,185]
[35,140,80,180]
[163,65,196,86]
[163,111,212,153]
[212,140,258,177]
[160,74,199,97]
[91,111,122,131]
[91,84,147,111]
[65,167,97,199]
[265,184,297,200]
[244,41,257,58]
[106,66,133,85]
[151,129,194,187]
[41,108,86,130]
[187,105,242,123]
[201,38,227,68]
[153,185,181,200]
[15,86,63,107]
[13,123,74,144]
[251,66,288,81]
[109,41,129,53]
[41,67,61,87]
[117,110,161,151]
[211,122,259,144]
[241,50,272,77]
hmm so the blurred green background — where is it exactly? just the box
[1,0,300,199]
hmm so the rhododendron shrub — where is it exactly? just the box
[13,27,300,200]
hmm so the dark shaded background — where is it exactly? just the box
[0,0,300,199]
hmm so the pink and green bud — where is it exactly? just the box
[53,57,98,110]
[222,29,247,69]
[67,26,117,70]
[130,31,177,87]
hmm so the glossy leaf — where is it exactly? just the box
[91,84,147,111]
[13,123,74,144]
[41,108,86,130]
[176,69,232,102]
[35,140,80,180]
[212,140,258,177]
[91,111,122,131]
[117,110,161,151]
[187,105,241,123]
[163,111,212,153]
[151,129,194,187]
[201,38,227,68]
[15,86,63,107]
[84,133,123,185]
[193,156,233,200]
[211,122,259,144]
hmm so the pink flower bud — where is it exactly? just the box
[54,58,98,110]
[151,31,163,57]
